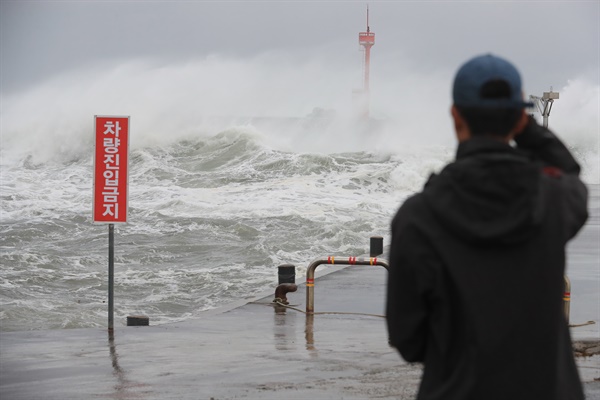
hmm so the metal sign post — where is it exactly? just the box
[108,223,115,330]
[93,116,130,331]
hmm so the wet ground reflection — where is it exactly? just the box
[305,314,315,352]
[273,305,297,351]
[271,303,318,355]
[108,330,150,399]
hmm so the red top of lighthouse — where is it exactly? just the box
[359,6,375,46]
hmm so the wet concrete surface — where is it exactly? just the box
[2,185,599,399]
[0,266,416,400]
[1,262,598,400]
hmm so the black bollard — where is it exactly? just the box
[277,264,296,284]
[370,236,383,257]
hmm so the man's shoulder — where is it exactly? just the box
[392,191,429,229]
[394,173,442,217]
[399,191,427,212]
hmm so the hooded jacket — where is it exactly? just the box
[386,118,588,400]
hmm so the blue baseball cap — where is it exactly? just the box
[452,54,533,109]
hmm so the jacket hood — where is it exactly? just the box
[422,138,541,244]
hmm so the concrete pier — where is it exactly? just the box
[0,261,598,399]
[1,185,598,399]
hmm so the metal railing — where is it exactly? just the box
[303,256,572,323]
[305,256,389,313]
[299,234,571,323]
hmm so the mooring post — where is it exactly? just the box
[108,223,114,331]
[370,236,383,257]
[277,264,296,284]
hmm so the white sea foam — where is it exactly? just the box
[1,56,598,331]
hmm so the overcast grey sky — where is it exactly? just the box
[0,1,598,174]
[2,1,598,95]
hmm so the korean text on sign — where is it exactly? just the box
[93,116,129,223]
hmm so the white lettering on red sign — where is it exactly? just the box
[94,116,129,223]
[102,121,120,218]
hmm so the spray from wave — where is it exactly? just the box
[1,52,597,182]
[551,79,600,184]
[0,53,597,331]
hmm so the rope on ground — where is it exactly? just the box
[249,300,385,318]
[255,302,598,326]
[569,320,596,328]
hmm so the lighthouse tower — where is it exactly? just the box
[355,6,375,118]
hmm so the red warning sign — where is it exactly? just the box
[93,116,129,223]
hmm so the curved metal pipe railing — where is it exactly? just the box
[303,256,571,323]
[305,256,389,313]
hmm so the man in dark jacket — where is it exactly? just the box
[386,54,588,400]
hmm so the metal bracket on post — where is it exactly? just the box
[529,88,559,128]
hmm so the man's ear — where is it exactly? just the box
[451,105,471,142]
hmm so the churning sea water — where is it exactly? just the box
[0,117,444,331]
[0,115,598,332]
